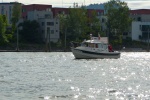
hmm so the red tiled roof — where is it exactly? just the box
[130,9,150,15]
[22,4,52,18]
[52,8,69,17]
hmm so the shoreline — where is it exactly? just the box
[0,49,148,52]
[0,49,69,52]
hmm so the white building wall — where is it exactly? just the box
[39,18,59,43]
[132,21,150,41]
[141,15,150,22]
[132,21,141,41]
[27,10,59,43]
[27,10,53,21]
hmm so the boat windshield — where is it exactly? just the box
[81,42,98,48]
[81,42,88,47]
[81,42,108,49]
[88,43,95,48]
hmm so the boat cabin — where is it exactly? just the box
[81,41,109,52]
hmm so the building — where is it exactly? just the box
[22,4,59,43]
[22,4,52,20]
[52,8,69,18]
[1,2,150,44]
[0,2,22,24]
[130,9,150,42]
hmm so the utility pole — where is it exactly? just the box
[16,28,19,51]
[148,27,149,52]
[64,28,67,51]
[45,30,48,52]
[49,28,51,52]
[16,26,22,52]
[45,27,51,52]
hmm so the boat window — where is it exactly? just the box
[85,43,88,47]
[81,43,88,47]
[103,44,108,49]
[81,43,87,47]
[98,44,103,48]
[81,43,85,47]
[89,43,94,48]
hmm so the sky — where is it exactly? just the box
[2,0,150,10]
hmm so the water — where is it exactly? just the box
[0,52,150,100]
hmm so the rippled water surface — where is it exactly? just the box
[0,52,150,100]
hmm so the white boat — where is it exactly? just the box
[71,36,120,59]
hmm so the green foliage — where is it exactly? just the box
[11,2,21,33]
[111,35,122,44]
[11,2,21,24]
[57,13,67,47]
[0,15,11,45]
[58,7,102,49]
[19,20,42,43]
[88,10,101,36]
[105,0,132,44]
[123,37,132,46]
[66,7,88,41]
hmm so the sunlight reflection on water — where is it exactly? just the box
[0,52,150,100]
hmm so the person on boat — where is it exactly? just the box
[108,44,113,52]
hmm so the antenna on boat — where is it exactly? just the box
[90,34,92,40]
[98,33,101,40]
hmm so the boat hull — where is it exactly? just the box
[71,48,120,59]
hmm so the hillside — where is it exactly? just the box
[86,3,105,10]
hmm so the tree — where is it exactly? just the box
[66,7,101,42]
[87,10,101,36]
[11,2,21,33]
[58,7,89,50]
[104,0,132,45]
[19,20,42,43]
[0,15,10,44]
[67,7,88,41]
[57,13,68,48]
[57,5,102,49]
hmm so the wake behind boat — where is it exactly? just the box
[71,35,120,59]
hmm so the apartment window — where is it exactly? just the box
[51,30,54,34]
[1,6,4,14]
[101,26,103,31]
[9,12,11,18]
[123,32,128,36]
[47,27,50,34]
[22,8,26,13]
[45,14,51,18]
[137,17,141,21]
[9,6,11,11]
[47,22,54,26]
[102,18,105,23]
[42,30,45,34]
[141,25,150,31]
[142,32,149,39]
[46,8,51,11]
[1,10,4,14]
[42,22,45,26]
